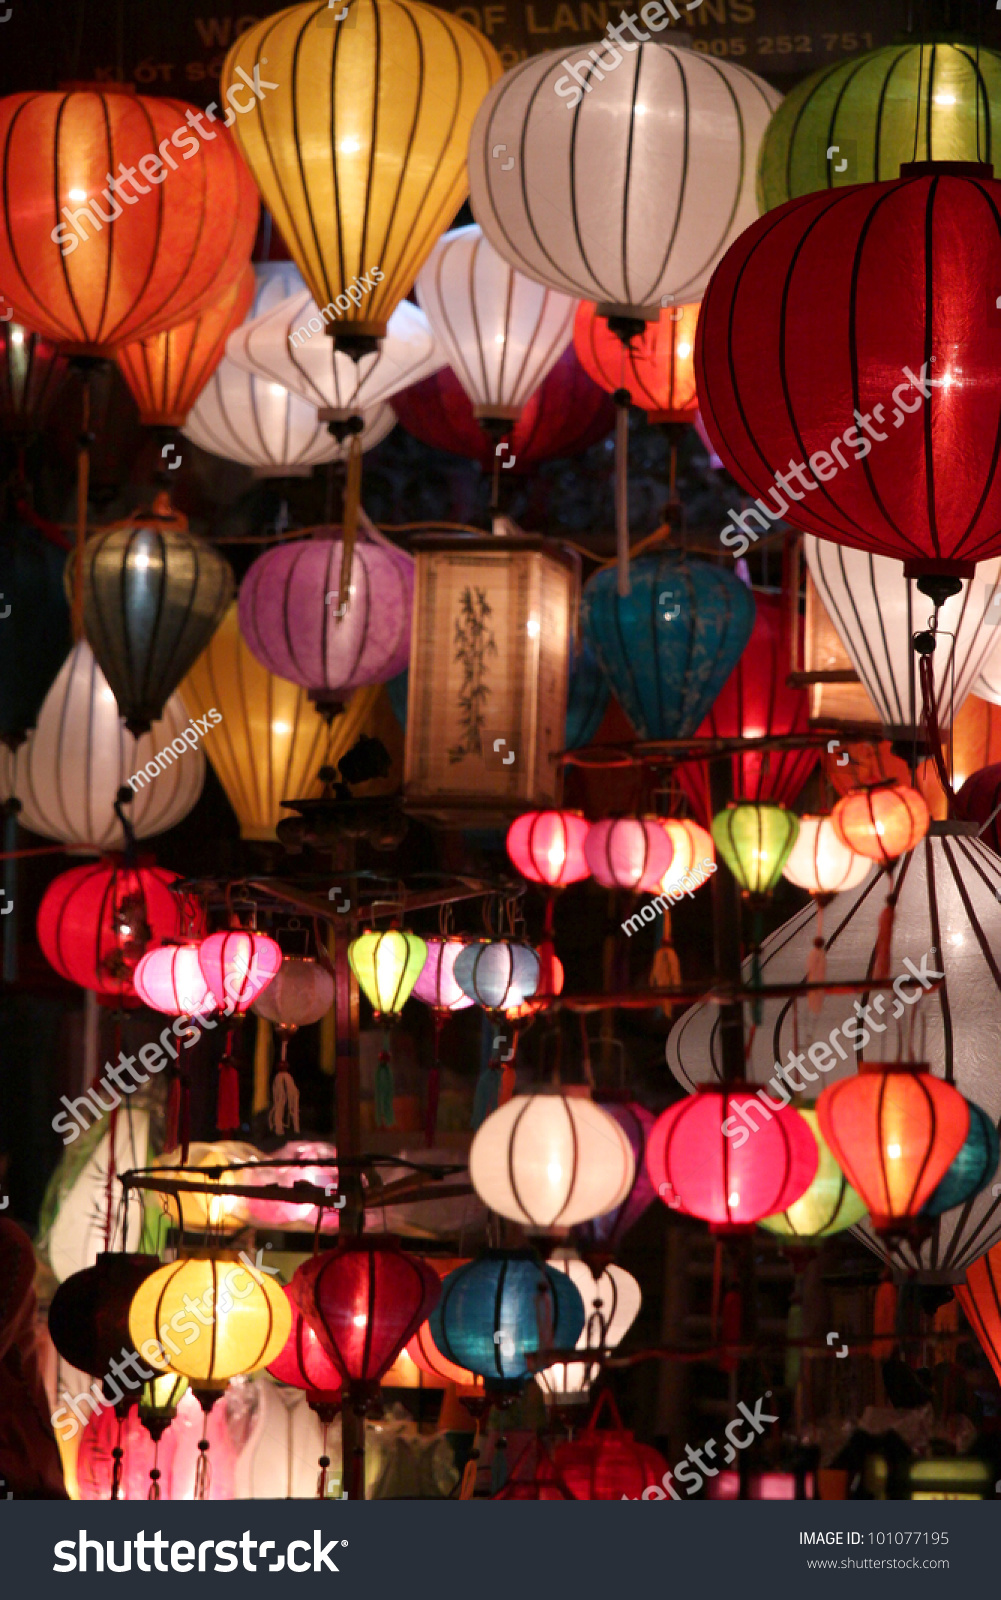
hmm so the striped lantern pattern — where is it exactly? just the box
[506,809,591,887]
[197,928,282,1014]
[0,322,67,432]
[805,537,1001,740]
[453,940,540,1011]
[115,264,256,427]
[711,803,800,896]
[584,817,673,893]
[0,85,258,353]
[429,1249,585,1386]
[415,225,576,422]
[780,816,872,900]
[571,1100,659,1258]
[469,44,780,315]
[36,859,195,1004]
[831,784,930,864]
[290,1238,441,1389]
[573,300,699,423]
[412,938,475,1013]
[267,1285,342,1398]
[956,1242,1001,1388]
[133,942,214,1016]
[469,1094,636,1230]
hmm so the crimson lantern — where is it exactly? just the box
[573,301,699,424]
[550,1393,671,1501]
[197,929,282,1014]
[267,1284,343,1406]
[678,593,818,826]
[817,1064,969,1234]
[584,817,674,893]
[0,84,258,354]
[133,942,214,1016]
[646,1087,818,1231]
[696,164,1001,581]
[506,810,591,888]
[37,859,196,1004]
[832,783,930,864]
[390,345,615,473]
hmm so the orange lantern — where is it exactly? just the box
[817,1064,969,1235]
[116,265,256,427]
[0,84,259,354]
[831,783,930,864]
[573,300,698,424]
[956,1244,1001,1387]
[405,1321,480,1389]
[657,818,715,894]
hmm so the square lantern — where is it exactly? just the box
[404,531,575,823]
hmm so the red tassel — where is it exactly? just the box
[216,1056,241,1133]
[498,1061,517,1105]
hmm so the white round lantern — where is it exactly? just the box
[469,1092,635,1230]
[667,823,1001,1279]
[537,1254,641,1403]
[415,224,576,423]
[805,536,1001,740]
[0,641,203,851]
[468,44,780,317]
[781,816,873,898]
[226,295,443,429]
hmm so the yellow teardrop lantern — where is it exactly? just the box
[129,1253,292,1387]
[221,0,502,349]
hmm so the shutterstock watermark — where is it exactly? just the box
[719,361,945,559]
[622,858,716,937]
[555,1,705,108]
[54,1530,345,1573]
[622,1391,778,1499]
[128,708,221,794]
[288,267,384,347]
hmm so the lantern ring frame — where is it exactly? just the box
[558,726,885,771]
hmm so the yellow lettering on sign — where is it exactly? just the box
[525,4,552,33]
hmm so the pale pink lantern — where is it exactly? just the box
[239,1140,341,1231]
[413,939,475,1012]
[133,942,215,1016]
[237,533,413,719]
[583,817,674,892]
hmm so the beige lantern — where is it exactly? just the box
[404,529,574,823]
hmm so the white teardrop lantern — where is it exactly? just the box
[537,1254,641,1403]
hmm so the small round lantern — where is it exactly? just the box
[406,1320,480,1388]
[37,858,194,1004]
[923,1098,1000,1218]
[781,816,873,899]
[454,940,540,1011]
[128,1253,292,1385]
[48,1252,162,1379]
[347,929,428,1016]
[832,784,930,864]
[583,817,674,893]
[133,942,214,1016]
[412,939,474,1013]
[470,1093,636,1232]
[658,819,716,895]
[549,1391,670,1499]
[647,1087,818,1231]
[251,955,334,1031]
[506,809,591,887]
[197,928,282,1014]
[429,1249,586,1388]
[711,803,800,896]
[758,1110,868,1242]
[816,1064,970,1234]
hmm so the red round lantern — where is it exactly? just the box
[0,84,259,355]
[197,928,282,1014]
[549,1392,671,1500]
[817,1063,969,1234]
[696,164,1001,578]
[116,263,256,427]
[36,858,195,1004]
[267,1284,343,1402]
[506,810,591,887]
[573,300,699,424]
[290,1238,441,1410]
[956,1243,1001,1389]
[955,763,1001,855]
[646,1087,818,1231]
[832,783,930,863]
[133,942,215,1016]
[391,344,614,471]
[678,593,818,826]
[584,817,674,892]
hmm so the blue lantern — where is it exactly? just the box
[923,1098,1000,1217]
[429,1249,586,1387]
[580,551,754,740]
[0,522,71,749]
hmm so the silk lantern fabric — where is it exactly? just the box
[0,641,204,851]
[0,521,71,748]
[469,1094,636,1231]
[469,45,780,315]
[956,1243,1001,1387]
[133,942,214,1016]
[758,1110,868,1242]
[584,817,673,892]
[453,940,540,1010]
[574,300,699,423]
[0,83,258,354]
[506,810,591,887]
[129,1255,292,1383]
[391,345,615,473]
[537,1259,641,1403]
[268,1284,343,1398]
[0,321,67,433]
[37,860,194,1003]
[251,956,334,1030]
[758,41,1001,211]
[116,263,257,427]
[581,551,755,741]
[697,167,1001,573]
[415,224,576,422]
[429,1249,585,1387]
[290,1238,441,1389]
[198,929,282,1013]
[805,537,1001,739]
[79,499,234,735]
[923,1100,1000,1218]
[412,939,474,1013]
[238,534,412,713]
[571,1100,659,1259]
[780,816,872,900]
[221,0,501,344]
[711,803,800,896]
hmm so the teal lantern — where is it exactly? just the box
[580,551,754,741]
[922,1097,1000,1217]
[429,1249,586,1388]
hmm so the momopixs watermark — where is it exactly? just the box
[288,268,384,347]
[622,858,716,936]
[128,708,221,794]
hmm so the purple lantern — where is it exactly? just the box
[237,532,413,718]
[571,1099,658,1263]
[413,939,474,1013]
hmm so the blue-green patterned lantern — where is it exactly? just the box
[565,638,610,750]
[580,551,755,740]
[429,1249,585,1389]
[0,522,72,749]
[923,1098,1000,1218]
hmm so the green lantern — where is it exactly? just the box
[348,929,427,1017]
[711,802,799,897]
[757,41,1001,213]
[759,1110,867,1242]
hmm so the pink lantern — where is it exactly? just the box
[506,810,591,887]
[237,533,413,718]
[584,817,674,892]
[412,939,475,1013]
[197,929,282,1015]
[75,1389,237,1502]
[239,1140,341,1232]
[268,1284,343,1400]
[133,942,215,1016]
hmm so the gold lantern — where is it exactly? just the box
[128,1252,292,1387]
[404,531,575,823]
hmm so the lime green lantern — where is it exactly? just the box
[348,929,427,1017]
[759,1110,867,1242]
[757,41,1001,213]
[711,803,799,897]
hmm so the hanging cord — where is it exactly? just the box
[613,389,631,596]
[317,1420,331,1500]
[915,620,956,813]
[70,369,93,641]
[109,1412,124,1500]
[148,1444,161,1501]
[336,433,364,609]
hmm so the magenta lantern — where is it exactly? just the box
[583,817,674,892]
[133,942,215,1016]
[412,939,475,1012]
[237,533,413,718]
[506,809,591,887]
[240,1140,341,1232]
[197,929,282,1015]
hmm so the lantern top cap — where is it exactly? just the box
[857,1061,932,1076]
[899,161,995,179]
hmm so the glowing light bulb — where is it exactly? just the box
[10,329,23,346]
[728,1192,740,1207]
[547,1161,563,1186]
[68,188,87,202]
[526,618,540,637]
[272,721,291,736]
[887,1143,902,1160]
[134,551,150,570]
[933,93,957,105]
[269,383,285,397]
[352,1312,367,1327]
[340,137,362,155]
[677,342,692,358]
[494,333,506,345]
